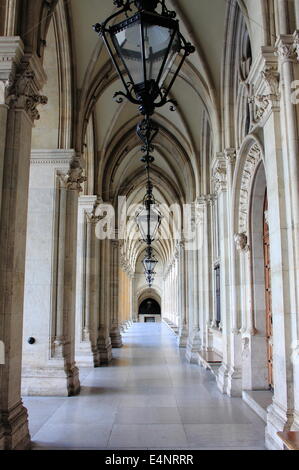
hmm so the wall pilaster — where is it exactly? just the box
[22,150,83,397]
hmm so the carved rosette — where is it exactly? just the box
[239,143,262,234]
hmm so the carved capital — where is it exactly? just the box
[234,232,250,253]
[58,157,87,192]
[276,36,298,64]
[66,157,87,192]
[6,62,47,120]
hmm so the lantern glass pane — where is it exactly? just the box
[143,24,180,84]
[136,204,161,242]
[112,20,143,85]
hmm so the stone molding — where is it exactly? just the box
[211,153,227,194]
[30,149,76,165]
[238,143,262,233]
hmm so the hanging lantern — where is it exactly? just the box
[142,248,158,274]
[93,0,195,116]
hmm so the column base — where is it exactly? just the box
[110,326,123,348]
[76,341,95,368]
[97,330,112,366]
[226,366,242,397]
[265,400,293,450]
[22,363,81,397]
[178,325,188,348]
[1,401,31,450]
[186,329,201,364]
[216,363,229,394]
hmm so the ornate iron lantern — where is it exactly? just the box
[135,178,161,244]
[93,0,195,117]
[142,245,158,275]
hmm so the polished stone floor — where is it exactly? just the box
[24,323,266,450]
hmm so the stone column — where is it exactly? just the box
[75,196,101,367]
[97,237,112,365]
[0,44,47,449]
[178,241,188,347]
[263,35,299,449]
[110,239,123,348]
[211,154,231,394]
[186,205,202,363]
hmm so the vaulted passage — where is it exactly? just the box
[1,0,299,452]
[24,323,265,450]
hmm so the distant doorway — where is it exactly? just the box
[139,299,161,316]
[138,298,161,323]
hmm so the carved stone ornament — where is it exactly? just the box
[212,154,227,194]
[86,196,104,224]
[249,65,280,123]
[58,157,87,192]
[6,64,48,121]
[239,144,262,233]
[277,41,298,63]
[234,232,250,253]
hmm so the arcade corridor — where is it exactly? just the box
[24,324,266,450]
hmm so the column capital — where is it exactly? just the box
[5,53,48,121]
[276,35,298,63]
[58,156,87,192]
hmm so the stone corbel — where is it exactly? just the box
[234,232,250,253]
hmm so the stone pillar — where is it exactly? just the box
[263,35,299,449]
[186,204,202,363]
[0,42,47,449]
[178,241,188,347]
[203,195,215,352]
[110,239,123,348]
[22,151,83,396]
[211,154,231,394]
[97,237,112,365]
[75,196,101,367]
